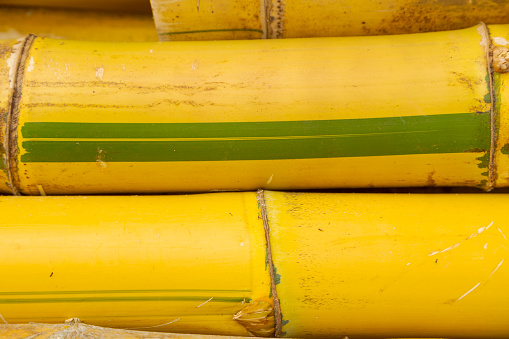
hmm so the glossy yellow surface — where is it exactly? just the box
[491,25,509,187]
[265,191,509,338]
[151,0,509,40]
[0,193,271,335]
[0,7,157,42]
[10,26,492,194]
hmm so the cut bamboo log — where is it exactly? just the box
[0,6,158,42]
[0,24,508,194]
[0,192,507,338]
[150,0,509,40]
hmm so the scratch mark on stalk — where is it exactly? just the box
[498,228,507,241]
[489,259,505,278]
[429,221,494,256]
[457,282,481,301]
[197,297,213,307]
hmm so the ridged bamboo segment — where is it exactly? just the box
[3,25,494,194]
[491,25,509,187]
[265,191,509,338]
[0,7,158,42]
[151,0,509,40]
[0,323,263,338]
[0,0,152,13]
[0,38,21,194]
[151,0,265,41]
[0,194,272,336]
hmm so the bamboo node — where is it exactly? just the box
[233,297,275,337]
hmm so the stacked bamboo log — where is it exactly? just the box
[0,1,508,339]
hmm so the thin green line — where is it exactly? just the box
[159,28,263,35]
[0,296,249,304]
[20,113,491,163]
[0,289,250,296]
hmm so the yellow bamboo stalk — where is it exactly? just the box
[0,25,506,194]
[0,194,272,336]
[151,0,509,41]
[0,6,158,42]
[0,0,152,13]
[0,192,507,338]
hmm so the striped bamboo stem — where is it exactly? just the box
[0,6,158,42]
[1,24,508,195]
[0,192,507,337]
[150,0,509,41]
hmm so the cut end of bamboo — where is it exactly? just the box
[233,297,275,337]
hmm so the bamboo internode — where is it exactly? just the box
[0,6,158,42]
[150,0,509,40]
[0,192,507,338]
[0,25,508,194]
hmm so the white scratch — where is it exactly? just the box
[37,185,46,196]
[484,243,488,250]
[0,314,8,324]
[197,297,213,307]
[457,282,481,301]
[191,60,198,71]
[95,67,104,80]
[266,174,274,185]
[494,36,509,46]
[27,56,35,72]
[489,259,505,278]
[429,221,493,256]
[498,228,507,241]
[126,318,180,329]
[406,262,411,266]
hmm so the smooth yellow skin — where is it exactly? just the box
[13,26,490,194]
[151,0,509,40]
[490,25,509,187]
[0,193,271,335]
[266,191,509,338]
[0,7,158,42]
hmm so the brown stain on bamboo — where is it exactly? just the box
[368,1,509,36]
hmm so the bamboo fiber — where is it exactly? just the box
[0,6,158,42]
[0,192,507,338]
[0,322,263,339]
[151,0,509,41]
[1,24,509,195]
